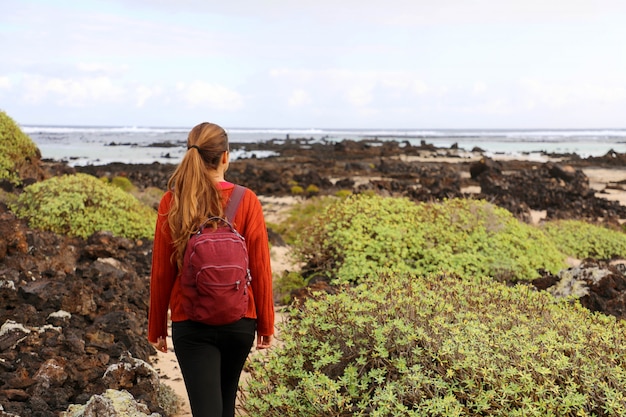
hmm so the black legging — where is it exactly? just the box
[172,318,256,417]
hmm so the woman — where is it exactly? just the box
[148,122,274,417]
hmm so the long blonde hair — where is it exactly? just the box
[167,122,229,270]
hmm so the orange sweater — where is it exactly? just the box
[148,182,275,343]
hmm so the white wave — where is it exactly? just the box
[21,125,188,134]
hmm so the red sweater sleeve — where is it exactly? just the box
[147,185,275,343]
[235,188,275,337]
[148,191,177,343]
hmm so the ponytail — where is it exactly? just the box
[166,123,229,270]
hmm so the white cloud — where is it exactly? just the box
[77,62,130,74]
[460,98,511,115]
[288,89,312,107]
[135,85,162,107]
[411,80,430,95]
[176,81,244,110]
[473,82,487,95]
[3,0,626,128]
[520,78,626,108]
[271,68,431,104]
[380,77,429,96]
[346,86,373,106]
[0,76,11,90]
[21,75,125,106]
[114,0,626,25]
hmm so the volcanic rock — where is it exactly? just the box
[0,204,160,416]
[532,260,626,319]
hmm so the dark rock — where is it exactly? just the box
[63,389,158,417]
[0,204,158,416]
[335,178,355,189]
[533,260,626,320]
[102,351,161,411]
[469,157,502,179]
[475,160,626,222]
[2,389,29,402]
[547,163,578,182]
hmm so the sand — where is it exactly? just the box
[149,167,626,417]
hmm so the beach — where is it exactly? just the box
[5,134,626,416]
[23,125,626,168]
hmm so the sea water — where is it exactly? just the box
[22,125,626,167]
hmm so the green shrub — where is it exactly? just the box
[242,272,626,416]
[9,173,156,239]
[110,176,136,192]
[0,110,40,185]
[271,196,336,246]
[0,189,17,206]
[306,184,320,196]
[294,195,565,283]
[334,189,353,198]
[540,219,626,259]
[274,271,309,305]
[291,185,304,195]
[157,383,181,416]
[133,186,165,210]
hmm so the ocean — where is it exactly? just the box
[22,125,626,167]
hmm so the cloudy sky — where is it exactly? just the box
[1,0,625,129]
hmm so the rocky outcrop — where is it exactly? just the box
[470,158,626,223]
[75,139,626,225]
[0,206,161,417]
[532,260,626,319]
[62,389,159,417]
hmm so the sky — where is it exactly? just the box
[1,0,626,129]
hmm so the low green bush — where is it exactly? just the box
[274,271,309,305]
[9,173,156,239]
[334,189,353,198]
[0,110,40,185]
[271,196,336,246]
[157,383,181,416]
[540,219,626,260]
[294,195,565,283]
[133,186,165,210]
[242,273,626,416]
[306,184,320,196]
[110,176,136,192]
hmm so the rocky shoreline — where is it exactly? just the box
[3,138,626,416]
[77,137,626,223]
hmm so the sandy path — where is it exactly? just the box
[584,167,626,206]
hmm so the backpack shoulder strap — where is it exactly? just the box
[224,185,246,223]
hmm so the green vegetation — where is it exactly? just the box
[157,383,181,416]
[274,271,309,305]
[306,184,320,196]
[270,196,336,246]
[541,219,626,260]
[109,175,136,192]
[334,189,353,198]
[0,110,40,185]
[244,273,626,416]
[133,186,165,210]
[9,173,156,239]
[294,195,565,284]
[251,176,626,415]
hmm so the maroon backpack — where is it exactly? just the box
[180,185,251,325]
